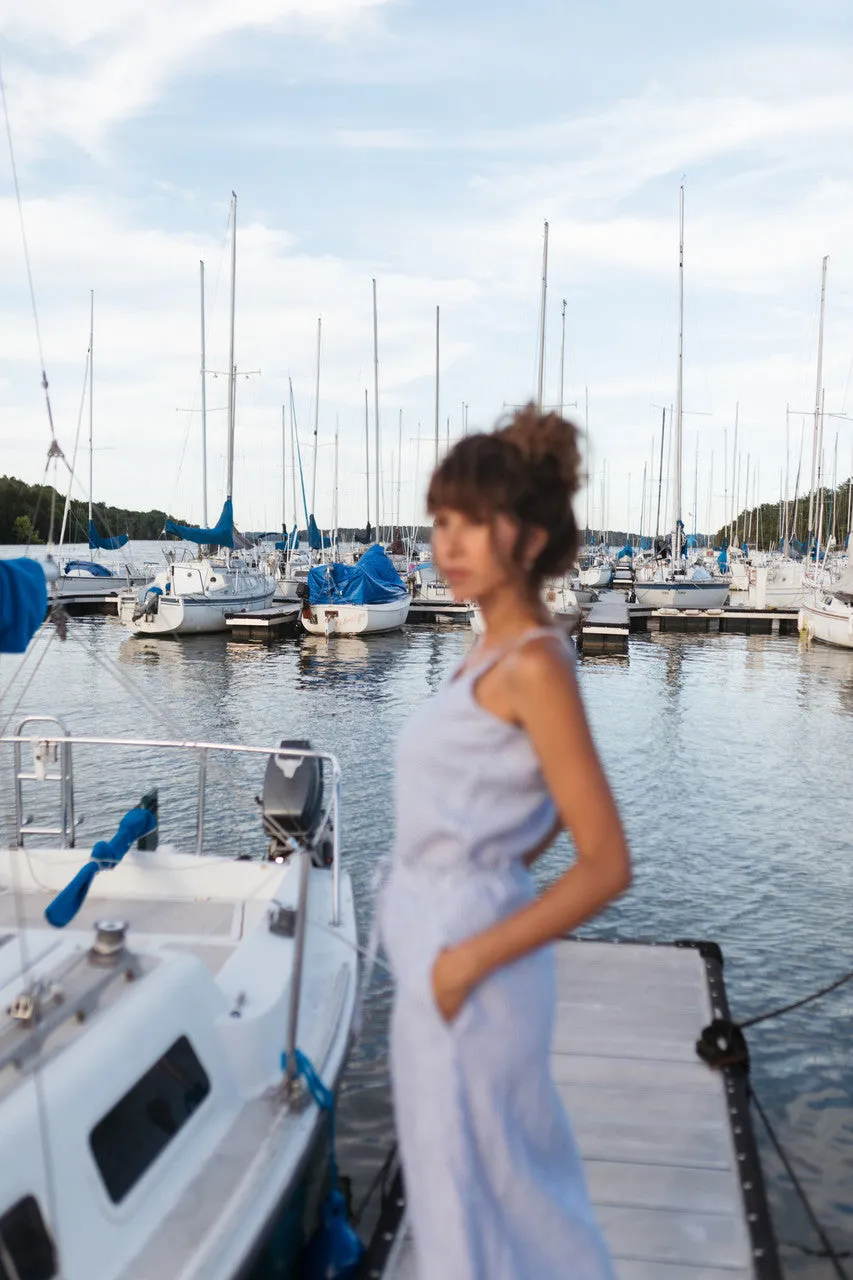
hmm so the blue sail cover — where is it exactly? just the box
[275,527,300,552]
[308,544,409,606]
[64,560,113,577]
[307,515,331,551]
[45,805,157,928]
[616,544,633,559]
[88,519,128,551]
[166,498,234,548]
[0,558,47,653]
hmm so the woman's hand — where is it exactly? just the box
[431,947,474,1024]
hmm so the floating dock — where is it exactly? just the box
[406,600,472,625]
[363,938,780,1280]
[224,603,301,642]
[580,593,801,655]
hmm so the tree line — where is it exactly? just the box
[0,475,182,545]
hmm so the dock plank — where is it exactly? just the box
[374,938,776,1279]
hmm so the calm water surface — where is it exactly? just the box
[0,593,851,1277]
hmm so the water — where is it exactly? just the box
[1,599,851,1277]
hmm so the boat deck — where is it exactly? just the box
[363,938,779,1280]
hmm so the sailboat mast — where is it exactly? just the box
[396,408,403,529]
[372,279,380,542]
[333,416,339,546]
[281,404,287,535]
[537,221,549,410]
[655,407,665,539]
[558,298,567,416]
[200,260,208,526]
[88,289,94,528]
[289,379,297,564]
[584,387,590,542]
[364,388,371,532]
[226,192,237,502]
[434,305,440,468]
[672,184,684,568]
[807,255,828,550]
[311,316,321,516]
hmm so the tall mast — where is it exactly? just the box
[655,407,666,538]
[88,289,94,527]
[783,405,790,554]
[289,379,297,561]
[372,279,380,540]
[200,261,208,525]
[672,184,684,570]
[731,404,739,541]
[226,191,237,502]
[281,403,287,535]
[434,305,440,468]
[537,220,549,410]
[364,389,371,533]
[333,416,340,546]
[584,388,590,542]
[396,408,403,529]
[807,255,829,550]
[558,297,567,416]
[311,316,321,515]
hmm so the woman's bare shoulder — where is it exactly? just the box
[508,632,576,694]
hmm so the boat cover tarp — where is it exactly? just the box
[88,520,128,551]
[64,560,113,577]
[0,558,47,653]
[617,544,633,559]
[166,498,234,548]
[45,804,157,928]
[308,544,408,605]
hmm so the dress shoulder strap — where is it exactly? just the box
[466,625,565,681]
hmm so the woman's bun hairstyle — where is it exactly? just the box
[427,402,582,586]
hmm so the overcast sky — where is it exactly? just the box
[2,0,853,538]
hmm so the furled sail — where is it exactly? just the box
[166,498,234,548]
[88,519,129,551]
[307,515,331,550]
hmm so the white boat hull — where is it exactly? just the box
[118,586,274,635]
[633,579,730,610]
[300,596,411,636]
[579,564,612,589]
[799,597,853,649]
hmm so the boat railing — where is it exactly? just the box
[3,729,343,928]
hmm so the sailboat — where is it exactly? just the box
[118,194,274,636]
[634,187,730,612]
[54,293,144,603]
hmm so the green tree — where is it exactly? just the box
[13,514,42,544]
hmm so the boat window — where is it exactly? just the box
[90,1035,210,1204]
[0,1195,57,1280]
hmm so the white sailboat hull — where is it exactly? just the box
[799,597,853,649]
[119,585,274,636]
[579,564,612,589]
[300,596,411,636]
[633,579,730,610]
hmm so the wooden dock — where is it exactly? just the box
[579,592,801,655]
[224,603,300,642]
[362,938,779,1280]
[406,600,472,625]
[580,594,632,655]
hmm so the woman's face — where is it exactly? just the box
[431,508,521,602]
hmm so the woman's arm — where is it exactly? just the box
[521,815,562,867]
[432,639,631,1020]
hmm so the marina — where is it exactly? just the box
[0,608,850,1276]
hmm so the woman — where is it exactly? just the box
[380,404,631,1279]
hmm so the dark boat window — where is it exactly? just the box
[90,1035,210,1203]
[0,1195,57,1280]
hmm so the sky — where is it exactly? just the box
[2,0,853,539]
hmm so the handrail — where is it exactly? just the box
[4,731,343,925]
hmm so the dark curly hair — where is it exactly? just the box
[427,402,582,589]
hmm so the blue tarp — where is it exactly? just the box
[166,498,234,548]
[0,558,47,653]
[45,805,157,928]
[88,519,128,551]
[64,560,113,577]
[616,544,633,560]
[307,544,408,605]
